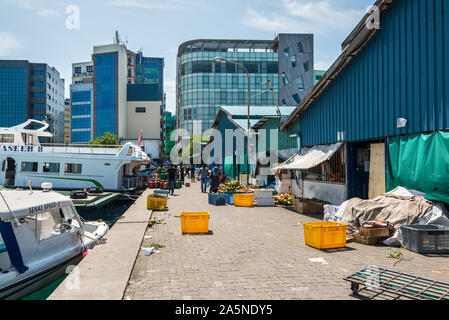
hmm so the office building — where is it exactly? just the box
[0,60,65,142]
[64,98,71,144]
[176,34,314,134]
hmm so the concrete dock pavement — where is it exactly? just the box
[49,181,449,300]
[49,189,153,300]
[125,182,449,300]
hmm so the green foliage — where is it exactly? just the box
[88,132,119,146]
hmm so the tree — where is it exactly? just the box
[88,132,119,146]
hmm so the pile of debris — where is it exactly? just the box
[324,187,449,247]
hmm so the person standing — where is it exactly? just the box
[210,164,221,193]
[180,164,185,184]
[191,166,196,182]
[200,164,209,193]
[167,164,177,195]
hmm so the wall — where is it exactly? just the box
[126,100,162,140]
[287,0,449,147]
[301,180,347,205]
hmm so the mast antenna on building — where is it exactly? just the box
[115,30,122,45]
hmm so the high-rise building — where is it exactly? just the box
[0,60,65,142]
[313,70,326,85]
[70,61,94,143]
[64,98,71,144]
[70,33,165,156]
[176,34,314,134]
[164,111,176,158]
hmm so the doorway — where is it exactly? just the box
[5,157,16,187]
[347,143,371,199]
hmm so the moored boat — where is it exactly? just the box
[0,186,108,300]
[0,120,150,191]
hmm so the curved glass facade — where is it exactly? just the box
[177,51,279,133]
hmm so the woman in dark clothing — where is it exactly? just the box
[209,164,221,193]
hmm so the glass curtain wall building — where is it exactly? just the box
[93,52,118,137]
[176,35,314,134]
[70,82,93,143]
[0,60,65,142]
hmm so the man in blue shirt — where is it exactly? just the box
[199,164,209,193]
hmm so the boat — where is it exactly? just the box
[0,120,150,191]
[0,185,108,300]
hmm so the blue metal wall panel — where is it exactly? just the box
[293,0,449,147]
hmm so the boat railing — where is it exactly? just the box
[39,143,124,155]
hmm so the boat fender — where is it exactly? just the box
[82,250,90,259]
[70,190,88,199]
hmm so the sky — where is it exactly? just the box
[0,0,374,113]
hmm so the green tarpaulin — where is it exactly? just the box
[386,131,449,204]
[223,155,250,178]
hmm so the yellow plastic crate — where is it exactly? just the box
[233,194,254,207]
[180,212,210,234]
[303,221,347,249]
[147,196,167,211]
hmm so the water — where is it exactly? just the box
[20,199,134,300]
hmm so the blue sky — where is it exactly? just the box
[0,0,374,112]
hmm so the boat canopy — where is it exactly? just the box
[271,142,343,173]
[0,191,73,221]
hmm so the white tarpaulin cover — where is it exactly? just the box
[271,142,343,173]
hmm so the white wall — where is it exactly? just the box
[300,180,347,205]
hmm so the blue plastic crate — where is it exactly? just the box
[208,193,226,206]
[224,194,234,205]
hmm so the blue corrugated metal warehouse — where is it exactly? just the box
[279,0,449,204]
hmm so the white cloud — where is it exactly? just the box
[1,0,60,19]
[107,0,186,11]
[0,32,22,57]
[314,61,331,71]
[243,0,364,36]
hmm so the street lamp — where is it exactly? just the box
[214,56,251,186]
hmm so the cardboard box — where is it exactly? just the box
[359,227,390,238]
[293,198,325,214]
[353,234,382,245]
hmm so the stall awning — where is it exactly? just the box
[271,142,343,173]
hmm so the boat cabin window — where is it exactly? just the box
[43,163,60,173]
[0,134,14,144]
[60,206,80,229]
[65,163,82,174]
[21,162,38,172]
[1,160,5,172]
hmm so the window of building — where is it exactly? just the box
[192,61,212,73]
[0,134,14,143]
[290,56,297,68]
[33,70,44,76]
[303,61,310,72]
[292,94,301,104]
[296,76,304,91]
[43,163,60,173]
[297,42,304,54]
[281,73,289,85]
[281,99,287,106]
[74,67,82,74]
[21,162,38,172]
[283,47,289,57]
[86,65,93,73]
[242,63,259,74]
[128,69,132,77]
[34,81,44,87]
[135,107,146,113]
[267,62,279,74]
[65,163,82,174]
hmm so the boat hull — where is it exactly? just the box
[0,254,83,300]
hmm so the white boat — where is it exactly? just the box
[0,120,150,191]
[0,187,108,300]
